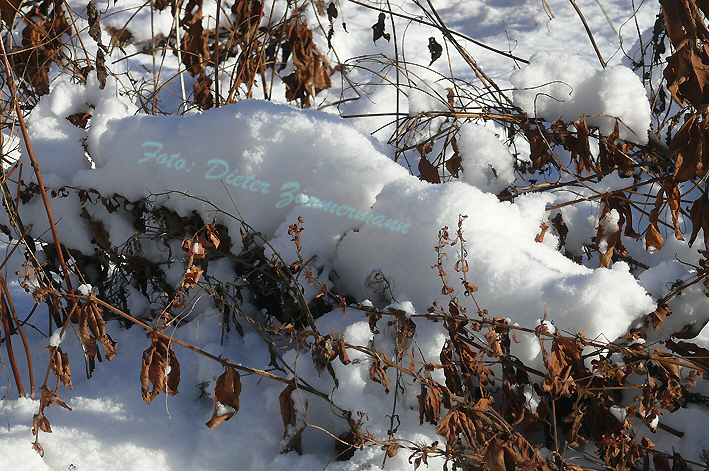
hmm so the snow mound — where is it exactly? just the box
[335,180,655,364]
[510,52,650,143]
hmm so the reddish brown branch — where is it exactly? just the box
[1,289,24,396]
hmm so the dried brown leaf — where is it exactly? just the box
[79,301,117,361]
[181,264,204,290]
[418,156,441,184]
[199,224,220,250]
[418,383,442,425]
[182,238,206,258]
[535,222,548,243]
[140,333,180,404]
[279,384,305,454]
[48,346,73,390]
[428,37,442,65]
[33,413,51,434]
[664,40,709,109]
[105,26,133,48]
[40,386,72,412]
[372,12,390,43]
[384,442,400,457]
[523,124,551,172]
[87,2,104,49]
[650,302,672,331]
[181,0,211,77]
[312,334,349,373]
[669,112,708,181]
[445,151,463,178]
[193,72,214,110]
[96,48,107,90]
[206,368,241,429]
[66,112,91,129]
[484,437,507,471]
[689,193,709,248]
[369,360,389,393]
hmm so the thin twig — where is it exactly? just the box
[568,0,607,68]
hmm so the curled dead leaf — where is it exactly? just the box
[140,332,180,404]
[206,368,241,429]
[418,383,442,425]
[181,264,204,290]
[649,302,672,331]
[182,237,206,258]
[418,156,440,184]
[96,48,107,90]
[535,222,548,243]
[79,301,117,361]
[87,2,105,50]
[689,193,709,249]
[47,346,72,390]
[369,359,389,393]
[33,413,52,434]
[372,12,390,43]
[312,334,349,374]
[40,385,72,411]
[279,384,305,454]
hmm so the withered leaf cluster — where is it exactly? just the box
[33,385,72,454]
[47,345,72,390]
[178,224,220,293]
[140,332,180,404]
[14,0,72,95]
[661,0,709,109]
[280,15,332,107]
[78,300,117,367]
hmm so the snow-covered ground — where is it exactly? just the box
[3,0,709,470]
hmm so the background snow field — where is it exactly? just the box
[2,0,709,470]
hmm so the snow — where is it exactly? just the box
[511,52,651,143]
[48,329,65,348]
[215,402,236,417]
[538,320,556,335]
[457,122,515,192]
[1,0,707,469]
[522,384,540,414]
[609,405,627,422]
